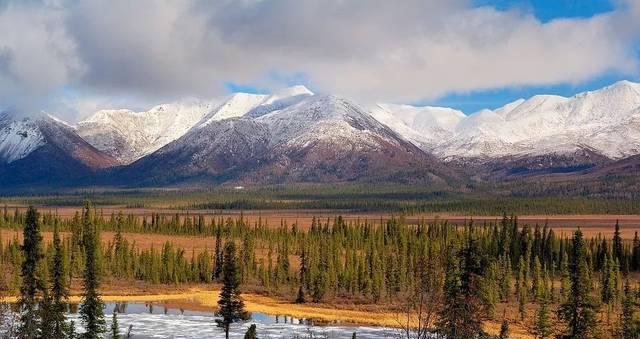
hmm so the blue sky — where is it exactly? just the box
[473,0,615,22]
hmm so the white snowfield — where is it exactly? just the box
[2,81,640,166]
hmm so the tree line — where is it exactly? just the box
[2,205,640,338]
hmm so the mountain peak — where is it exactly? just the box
[273,85,314,97]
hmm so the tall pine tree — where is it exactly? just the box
[17,206,43,339]
[79,203,106,339]
[51,222,71,338]
[216,242,249,339]
[557,230,599,339]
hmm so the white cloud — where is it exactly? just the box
[0,0,639,120]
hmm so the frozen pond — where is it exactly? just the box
[63,302,403,339]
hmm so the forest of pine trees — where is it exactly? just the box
[1,206,640,338]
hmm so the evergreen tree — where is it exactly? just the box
[216,242,249,339]
[243,324,257,339]
[50,222,71,338]
[560,252,570,302]
[499,316,509,339]
[213,227,223,280]
[17,206,43,339]
[601,253,616,305]
[619,280,638,338]
[632,232,640,271]
[535,300,553,338]
[295,286,305,304]
[110,311,121,339]
[79,203,106,339]
[612,220,624,271]
[437,236,485,338]
[437,249,464,338]
[557,230,599,339]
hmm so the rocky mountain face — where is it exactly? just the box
[2,81,640,190]
[0,114,117,189]
[118,95,456,186]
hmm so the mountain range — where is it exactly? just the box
[2,80,640,191]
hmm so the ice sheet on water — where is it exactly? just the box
[63,303,401,339]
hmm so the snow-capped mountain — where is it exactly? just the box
[0,113,117,188]
[77,99,219,164]
[251,95,447,183]
[3,80,640,189]
[369,103,465,150]
[377,80,640,160]
[77,86,313,164]
[119,95,454,185]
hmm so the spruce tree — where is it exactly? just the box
[437,249,463,338]
[498,316,509,339]
[601,253,616,305]
[216,242,248,339]
[612,220,623,270]
[619,280,637,338]
[535,300,553,338]
[110,310,121,339]
[632,232,640,271]
[243,324,257,339]
[213,227,223,280]
[437,236,485,339]
[295,286,305,304]
[79,203,106,339]
[557,230,599,339]
[17,206,43,339]
[51,222,70,338]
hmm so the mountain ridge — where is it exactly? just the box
[1,81,640,189]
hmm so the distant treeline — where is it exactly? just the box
[3,187,640,214]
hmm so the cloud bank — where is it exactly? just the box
[0,0,639,120]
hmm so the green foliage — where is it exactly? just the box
[243,324,257,339]
[618,280,638,338]
[110,311,121,339]
[4,204,640,338]
[17,206,43,338]
[557,230,600,339]
[535,300,553,338]
[216,242,249,338]
[50,222,71,338]
[79,203,106,339]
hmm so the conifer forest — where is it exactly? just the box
[0,202,639,338]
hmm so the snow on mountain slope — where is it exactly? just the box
[120,118,271,185]
[374,80,640,160]
[196,85,313,126]
[0,112,45,163]
[118,94,455,185]
[0,114,118,188]
[77,100,218,164]
[369,104,465,149]
[248,95,453,183]
[258,95,403,148]
[77,86,314,165]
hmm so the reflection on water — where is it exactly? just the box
[62,302,400,339]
